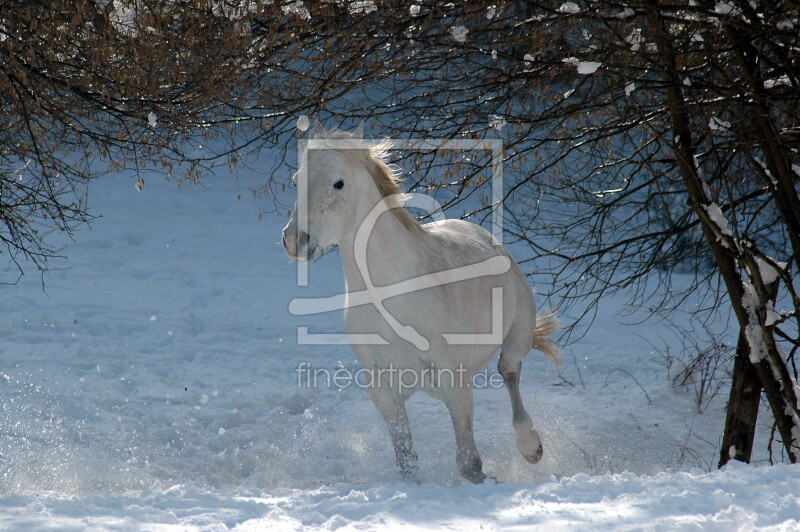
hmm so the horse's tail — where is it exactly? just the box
[533,309,560,363]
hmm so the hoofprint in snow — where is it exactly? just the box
[1,158,798,529]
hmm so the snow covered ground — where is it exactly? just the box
[2,156,799,530]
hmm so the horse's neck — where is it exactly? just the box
[338,202,425,294]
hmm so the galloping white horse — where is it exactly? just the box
[282,126,559,483]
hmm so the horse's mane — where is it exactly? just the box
[309,126,422,233]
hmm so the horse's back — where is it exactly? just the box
[418,218,536,355]
[421,219,532,298]
[421,218,501,255]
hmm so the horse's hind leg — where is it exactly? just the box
[442,385,486,483]
[499,324,544,464]
[366,386,418,477]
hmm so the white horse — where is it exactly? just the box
[282,126,559,483]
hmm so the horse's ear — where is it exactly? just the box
[353,121,365,139]
[310,120,326,138]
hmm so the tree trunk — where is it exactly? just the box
[645,0,800,462]
[719,333,762,467]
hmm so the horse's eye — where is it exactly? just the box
[333,179,345,190]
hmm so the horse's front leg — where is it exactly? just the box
[442,385,486,483]
[366,386,418,477]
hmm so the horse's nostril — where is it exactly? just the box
[297,231,309,249]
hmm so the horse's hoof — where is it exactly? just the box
[523,444,544,464]
[466,471,487,484]
[460,458,486,483]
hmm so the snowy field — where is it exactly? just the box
[2,158,799,530]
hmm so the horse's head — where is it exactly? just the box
[282,126,390,262]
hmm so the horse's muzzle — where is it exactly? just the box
[282,228,311,262]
